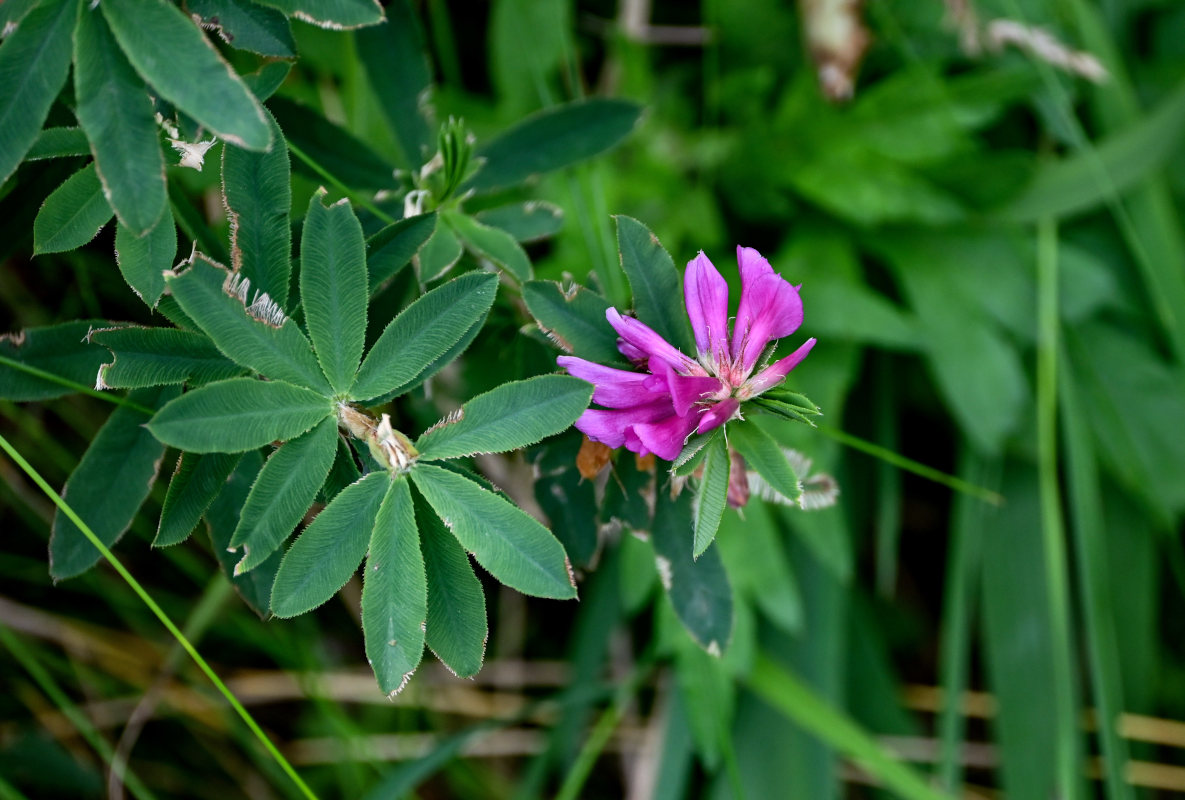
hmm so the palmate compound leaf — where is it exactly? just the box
[728,420,802,507]
[91,326,244,389]
[49,385,179,580]
[409,463,577,600]
[271,471,389,618]
[73,3,167,237]
[414,375,593,461]
[155,451,243,547]
[229,416,338,573]
[351,271,497,403]
[692,431,730,559]
[147,377,332,453]
[167,255,332,394]
[100,0,271,151]
[363,478,429,695]
[415,486,487,678]
[301,189,368,394]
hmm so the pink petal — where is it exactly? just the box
[743,338,816,397]
[574,399,673,449]
[684,251,731,367]
[632,409,705,461]
[697,397,739,434]
[646,360,726,417]
[730,249,803,376]
[558,356,665,408]
[606,308,699,374]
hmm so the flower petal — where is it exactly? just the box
[606,308,700,375]
[632,408,705,461]
[730,247,803,376]
[697,396,739,434]
[646,360,726,417]
[558,356,665,409]
[742,337,816,397]
[684,251,731,367]
[574,399,673,449]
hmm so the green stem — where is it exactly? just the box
[286,140,395,225]
[0,355,154,414]
[815,424,1004,506]
[0,434,320,800]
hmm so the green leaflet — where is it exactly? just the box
[204,451,279,618]
[467,99,643,193]
[92,326,244,389]
[242,61,291,102]
[73,4,166,236]
[614,216,696,355]
[32,162,114,255]
[410,463,577,600]
[416,222,463,282]
[222,109,292,308]
[354,0,433,167]
[100,0,270,150]
[444,211,532,283]
[366,212,437,294]
[147,377,331,453]
[728,421,802,506]
[252,0,383,29]
[523,280,620,363]
[49,385,179,580]
[476,201,564,243]
[368,308,486,405]
[26,126,90,161]
[301,189,368,394]
[415,375,592,461]
[0,320,111,402]
[114,211,176,307]
[188,0,296,58]
[692,432,730,558]
[271,471,389,618]
[362,478,428,695]
[229,416,338,573]
[155,451,243,547]
[417,487,487,677]
[652,491,733,654]
[0,0,76,184]
[167,255,331,394]
[352,271,497,403]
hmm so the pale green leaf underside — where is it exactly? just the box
[416,374,592,461]
[148,377,331,453]
[693,432,730,558]
[410,464,576,600]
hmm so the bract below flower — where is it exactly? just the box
[558,246,816,461]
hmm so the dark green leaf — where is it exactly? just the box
[91,325,244,389]
[410,463,576,600]
[73,4,166,236]
[651,491,733,653]
[0,320,110,401]
[167,255,331,393]
[728,421,802,505]
[25,126,89,161]
[268,96,396,190]
[253,0,383,29]
[523,280,620,363]
[229,416,338,573]
[101,0,270,150]
[33,162,114,254]
[241,60,291,101]
[416,375,592,460]
[49,386,178,579]
[354,0,432,167]
[0,0,38,30]
[672,430,717,478]
[467,99,643,193]
[271,471,388,617]
[147,377,331,452]
[222,109,292,307]
[366,212,436,293]
[155,451,243,546]
[614,216,695,354]
[188,0,296,58]
[0,0,75,184]
[362,477,427,694]
[352,271,497,402]
[444,211,532,282]
[693,433,730,558]
[114,211,176,307]
[301,189,368,393]
[417,487,487,677]
[416,222,462,282]
[476,201,563,243]
[205,450,280,617]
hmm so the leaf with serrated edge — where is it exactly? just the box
[416,487,486,677]
[693,433,730,558]
[352,272,497,402]
[410,464,576,600]
[188,0,296,58]
[230,416,338,573]
[0,320,110,402]
[728,421,802,506]
[363,478,427,695]
[253,0,382,29]
[271,471,388,618]
[167,255,331,393]
[92,326,243,389]
[115,212,176,307]
[33,163,114,255]
[416,375,592,461]
[301,189,368,394]
[155,451,243,547]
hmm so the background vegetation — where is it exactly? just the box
[2,0,1184,798]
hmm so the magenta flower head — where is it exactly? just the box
[557,246,816,461]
